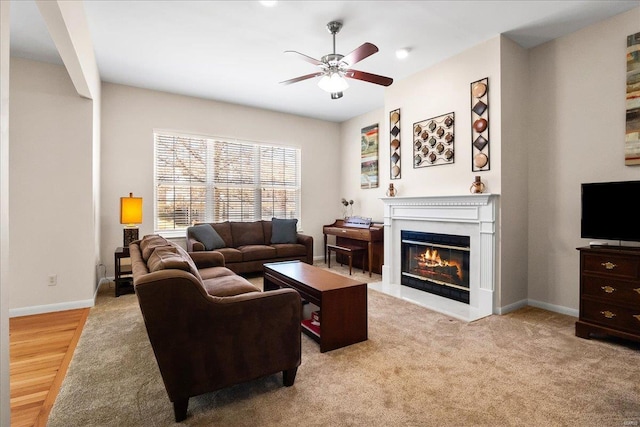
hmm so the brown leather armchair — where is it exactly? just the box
[130,238,301,421]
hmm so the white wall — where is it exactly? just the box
[340,37,503,222]
[527,6,640,312]
[100,83,341,276]
[339,108,386,221]
[382,36,502,199]
[0,1,10,423]
[9,58,96,312]
[497,36,529,310]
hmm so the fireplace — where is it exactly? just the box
[401,231,470,303]
[374,194,498,322]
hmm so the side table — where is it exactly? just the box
[114,246,134,297]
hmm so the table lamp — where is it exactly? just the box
[120,192,143,247]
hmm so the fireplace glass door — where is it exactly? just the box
[401,231,470,303]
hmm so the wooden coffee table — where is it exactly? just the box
[263,261,368,353]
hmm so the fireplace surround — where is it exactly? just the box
[372,194,498,322]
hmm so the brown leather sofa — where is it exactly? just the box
[186,219,313,274]
[130,234,301,422]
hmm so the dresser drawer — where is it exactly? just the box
[582,252,640,280]
[581,298,640,334]
[582,275,640,304]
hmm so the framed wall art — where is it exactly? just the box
[626,32,640,166]
[471,77,490,171]
[361,124,379,189]
[390,109,401,179]
[413,112,454,168]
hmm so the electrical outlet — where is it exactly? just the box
[48,274,57,286]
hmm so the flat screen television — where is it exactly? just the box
[581,180,640,243]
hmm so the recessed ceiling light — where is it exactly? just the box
[260,1,278,6]
[395,48,410,59]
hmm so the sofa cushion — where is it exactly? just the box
[215,247,243,263]
[271,243,307,258]
[271,218,298,244]
[147,247,191,272]
[210,222,234,247]
[140,235,170,261]
[238,245,277,262]
[231,221,265,246]
[202,275,260,297]
[171,242,203,283]
[189,224,226,250]
[198,266,236,281]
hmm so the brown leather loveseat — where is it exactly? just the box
[186,218,313,274]
[130,234,301,422]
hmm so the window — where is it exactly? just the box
[154,132,301,232]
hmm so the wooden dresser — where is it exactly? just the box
[575,246,640,343]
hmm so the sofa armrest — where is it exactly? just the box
[186,236,205,252]
[296,233,314,265]
[188,250,225,268]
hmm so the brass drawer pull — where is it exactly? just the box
[601,262,617,270]
[600,310,616,319]
[634,288,640,295]
[634,315,640,322]
[601,286,616,293]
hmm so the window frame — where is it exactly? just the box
[153,130,302,238]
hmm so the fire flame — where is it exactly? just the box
[419,248,445,267]
[415,248,463,281]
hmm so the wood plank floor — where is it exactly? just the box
[9,308,89,427]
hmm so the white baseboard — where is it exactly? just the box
[9,298,95,318]
[496,298,529,315]
[98,277,113,288]
[496,298,578,318]
[527,299,578,318]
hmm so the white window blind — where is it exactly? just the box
[154,132,301,232]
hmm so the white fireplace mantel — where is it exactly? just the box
[371,194,499,322]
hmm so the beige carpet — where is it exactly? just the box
[48,263,640,426]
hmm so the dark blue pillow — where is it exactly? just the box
[271,218,298,244]
[188,224,225,250]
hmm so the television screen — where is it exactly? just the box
[581,180,640,242]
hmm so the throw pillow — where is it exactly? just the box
[189,224,226,251]
[270,217,298,244]
[147,247,191,272]
[140,235,169,261]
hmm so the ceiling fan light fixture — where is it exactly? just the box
[318,73,349,93]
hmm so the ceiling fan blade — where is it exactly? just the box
[284,50,323,66]
[341,42,379,67]
[279,72,324,85]
[345,69,393,87]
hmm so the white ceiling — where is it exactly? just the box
[9,0,640,122]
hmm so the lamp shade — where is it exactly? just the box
[120,193,143,225]
[317,73,349,93]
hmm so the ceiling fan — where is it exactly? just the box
[280,20,393,99]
